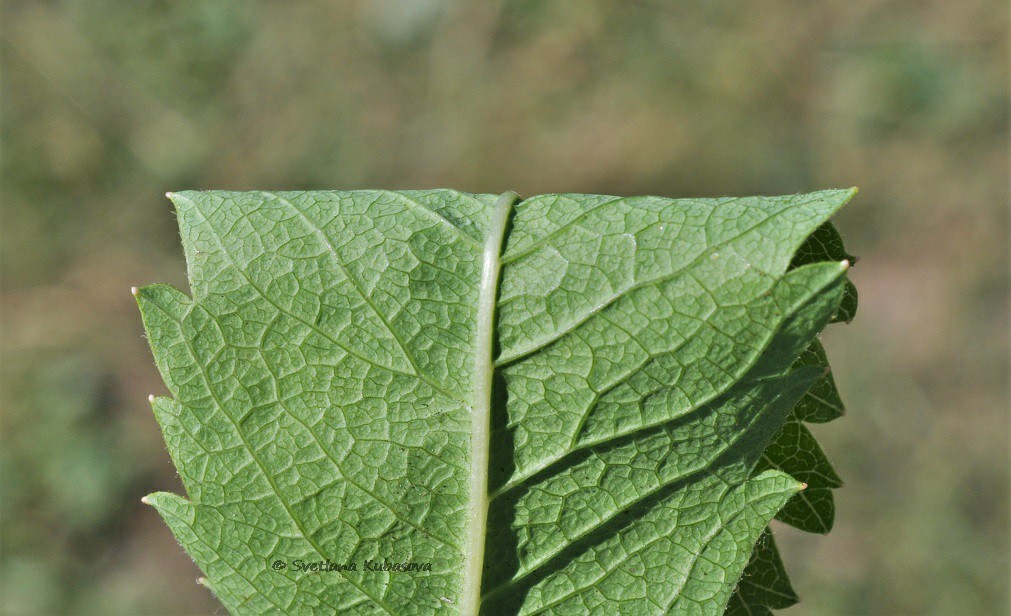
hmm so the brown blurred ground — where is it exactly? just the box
[1,2,1007,614]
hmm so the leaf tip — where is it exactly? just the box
[131,286,139,296]
[148,394,156,403]
[140,495,152,505]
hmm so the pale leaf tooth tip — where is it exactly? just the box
[165,192,175,199]
[131,286,139,296]
[840,259,851,270]
[141,495,152,505]
[799,482,809,491]
[148,394,156,403]
[196,577,208,586]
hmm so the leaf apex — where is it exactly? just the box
[817,187,858,213]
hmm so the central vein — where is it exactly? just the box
[461,191,518,616]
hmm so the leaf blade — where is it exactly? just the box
[138,189,856,615]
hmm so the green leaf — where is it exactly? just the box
[757,414,842,534]
[790,221,859,324]
[735,222,858,612]
[726,530,798,616]
[790,339,847,424]
[137,189,855,615]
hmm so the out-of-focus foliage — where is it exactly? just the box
[0,1,1006,614]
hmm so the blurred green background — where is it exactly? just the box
[1,1,1007,614]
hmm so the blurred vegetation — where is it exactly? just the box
[1,1,1007,614]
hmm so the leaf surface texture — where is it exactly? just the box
[138,189,856,615]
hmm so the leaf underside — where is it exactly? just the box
[137,189,857,615]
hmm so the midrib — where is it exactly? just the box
[460,191,518,616]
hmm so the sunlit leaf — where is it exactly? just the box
[138,189,855,614]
